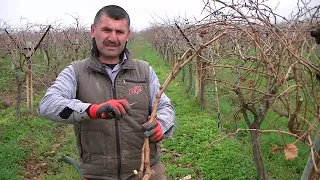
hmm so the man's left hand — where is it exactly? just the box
[142,118,163,143]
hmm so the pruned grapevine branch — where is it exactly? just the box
[137,30,227,180]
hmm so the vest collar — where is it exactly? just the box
[121,48,136,70]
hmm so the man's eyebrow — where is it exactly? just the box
[101,26,112,30]
[101,26,126,32]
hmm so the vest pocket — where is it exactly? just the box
[123,79,146,83]
[81,131,108,165]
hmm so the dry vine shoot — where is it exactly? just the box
[142,0,320,179]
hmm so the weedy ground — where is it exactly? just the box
[0,41,308,180]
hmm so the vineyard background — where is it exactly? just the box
[1,0,320,179]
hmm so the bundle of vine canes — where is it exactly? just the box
[136,31,227,180]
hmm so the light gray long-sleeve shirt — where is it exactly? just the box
[39,59,176,137]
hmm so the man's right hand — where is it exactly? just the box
[88,99,132,120]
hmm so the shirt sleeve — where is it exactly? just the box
[39,65,91,123]
[149,66,176,138]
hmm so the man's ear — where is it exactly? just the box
[127,29,131,41]
[91,24,95,38]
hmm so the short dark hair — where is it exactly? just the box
[94,5,130,27]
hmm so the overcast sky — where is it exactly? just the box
[0,0,318,31]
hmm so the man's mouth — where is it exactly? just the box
[104,45,118,51]
[105,44,118,47]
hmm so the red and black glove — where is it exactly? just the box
[142,118,163,143]
[88,99,132,120]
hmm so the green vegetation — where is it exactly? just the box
[0,105,55,179]
[131,42,257,179]
[0,58,14,92]
[0,41,309,180]
[131,41,308,179]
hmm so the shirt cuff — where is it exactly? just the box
[66,101,91,122]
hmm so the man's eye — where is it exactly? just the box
[103,29,112,32]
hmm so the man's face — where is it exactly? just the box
[91,14,130,61]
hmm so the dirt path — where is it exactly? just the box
[0,92,16,108]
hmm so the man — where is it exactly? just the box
[39,5,175,180]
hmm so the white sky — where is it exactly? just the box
[0,0,318,31]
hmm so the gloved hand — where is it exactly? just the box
[88,99,132,120]
[142,118,163,143]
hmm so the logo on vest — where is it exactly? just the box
[129,85,143,95]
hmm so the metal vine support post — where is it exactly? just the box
[137,31,227,180]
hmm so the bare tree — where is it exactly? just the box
[2,23,50,116]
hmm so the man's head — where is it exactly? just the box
[91,5,131,63]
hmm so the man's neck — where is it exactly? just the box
[104,63,117,70]
[98,56,120,64]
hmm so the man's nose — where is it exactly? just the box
[108,31,117,41]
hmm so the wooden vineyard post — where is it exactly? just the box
[26,55,33,112]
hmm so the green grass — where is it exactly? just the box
[0,94,80,180]
[0,41,311,180]
[130,41,310,179]
[229,110,309,180]
[130,42,257,179]
[0,58,15,92]
[38,125,80,180]
[0,105,56,179]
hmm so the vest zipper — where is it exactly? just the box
[113,78,122,180]
[77,126,83,158]
[90,64,122,179]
